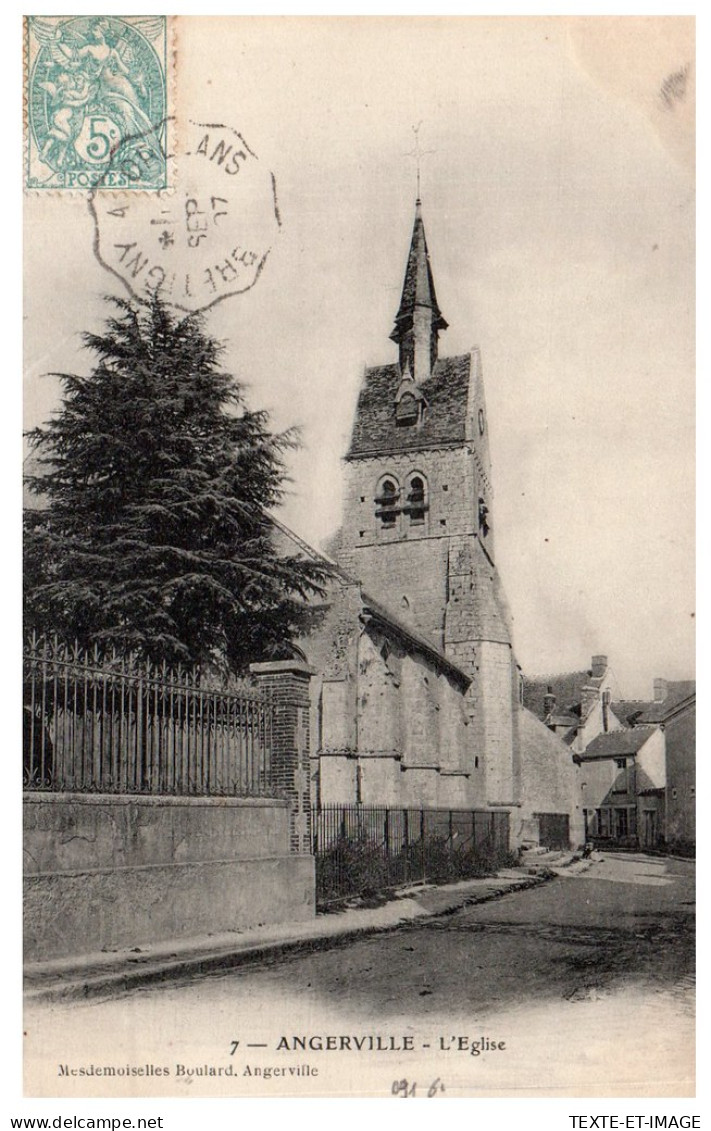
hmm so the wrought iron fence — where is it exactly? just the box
[23,633,275,797]
[312,804,511,906]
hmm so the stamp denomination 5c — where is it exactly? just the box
[25,15,169,191]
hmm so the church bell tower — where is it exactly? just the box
[335,197,521,806]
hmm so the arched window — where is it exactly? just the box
[406,474,427,526]
[375,477,399,530]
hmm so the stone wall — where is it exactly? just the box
[24,660,316,963]
[338,446,479,648]
[24,793,314,962]
[514,708,584,848]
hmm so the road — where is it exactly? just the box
[24,853,695,1099]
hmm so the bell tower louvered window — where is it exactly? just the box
[406,475,427,526]
[375,477,399,529]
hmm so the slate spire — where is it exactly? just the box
[390,199,448,383]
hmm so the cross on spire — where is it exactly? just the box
[405,122,436,201]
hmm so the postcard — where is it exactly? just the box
[22,16,695,1103]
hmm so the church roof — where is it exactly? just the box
[360,590,471,688]
[390,201,447,341]
[269,516,472,688]
[346,353,471,459]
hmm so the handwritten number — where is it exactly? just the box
[391,1079,416,1097]
[392,1078,444,1098]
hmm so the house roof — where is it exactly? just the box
[610,700,651,727]
[522,671,592,720]
[581,725,658,759]
[637,681,695,723]
[346,353,472,459]
[548,712,579,727]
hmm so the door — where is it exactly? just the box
[537,812,570,850]
[642,809,657,849]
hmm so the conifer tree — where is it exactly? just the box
[24,296,328,672]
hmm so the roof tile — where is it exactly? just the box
[346,354,471,458]
[582,726,658,759]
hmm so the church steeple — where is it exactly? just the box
[390,200,448,384]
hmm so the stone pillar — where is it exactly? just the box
[250,660,314,855]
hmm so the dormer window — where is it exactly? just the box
[396,392,419,426]
[394,371,427,429]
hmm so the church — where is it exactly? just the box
[277,197,583,849]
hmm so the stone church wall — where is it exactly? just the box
[339,446,479,648]
[511,709,585,848]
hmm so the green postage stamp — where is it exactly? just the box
[25,16,169,191]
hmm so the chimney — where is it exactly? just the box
[653,678,668,703]
[591,655,608,679]
[543,687,556,717]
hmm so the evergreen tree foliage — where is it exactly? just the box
[24,296,329,672]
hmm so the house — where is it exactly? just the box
[523,655,624,753]
[625,680,695,854]
[526,658,695,852]
[575,725,665,849]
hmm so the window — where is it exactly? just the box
[614,808,629,838]
[597,808,610,837]
[478,496,489,537]
[612,757,629,794]
[396,392,420,426]
[375,477,399,530]
[407,475,427,525]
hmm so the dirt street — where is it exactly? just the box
[24,853,695,1098]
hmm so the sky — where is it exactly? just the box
[23,16,695,698]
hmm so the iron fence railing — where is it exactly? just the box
[23,633,275,797]
[312,804,511,905]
